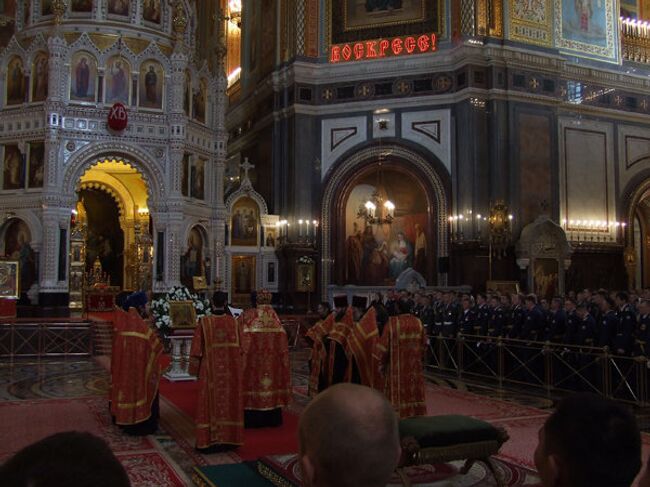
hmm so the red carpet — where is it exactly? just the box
[0,397,188,486]
[159,375,299,460]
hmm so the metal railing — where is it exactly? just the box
[0,321,94,358]
[427,334,649,406]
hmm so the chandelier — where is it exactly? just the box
[357,160,395,226]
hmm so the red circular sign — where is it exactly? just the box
[108,103,128,132]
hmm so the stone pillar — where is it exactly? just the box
[213,37,228,286]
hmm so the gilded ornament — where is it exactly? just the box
[173,2,188,37]
[52,0,67,24]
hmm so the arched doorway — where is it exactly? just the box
[322,143,450,293]
[74,159,152,291]
[626,181,650,288]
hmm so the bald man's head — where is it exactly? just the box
[298,383,400,487]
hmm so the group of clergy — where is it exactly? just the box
[307,294,427,419]
[109,289,292,452]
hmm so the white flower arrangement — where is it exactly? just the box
[297,255,315,265]
[151,285,211,334]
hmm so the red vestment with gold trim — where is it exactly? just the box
[375,313,427,418]
[326,307,354,384]
[306,312,335,396]
[348,307,379,388]
[238,305,291,410]
[110,309,162,425]
[190,315,244,448]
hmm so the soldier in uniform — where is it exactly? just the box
[613,292,636,356]
[432,291,444,337]
[597,296,618,349]
[522,295,544,342]
[563,298,579,345]
[510,293,526,339]
[574,303,597,391]
[487,295,506,339]
[635,299,650,357]
[441,291,459,338]
[545,297,567,343]
[475,293,490,337]
[460,296,478,336]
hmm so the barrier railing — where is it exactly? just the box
[426,334,649,406]
[0,321,94,358]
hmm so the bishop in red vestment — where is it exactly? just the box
[348,301,380,388]
[239,290,291,427]
[375,305,427,418]
[306,303,335,396]
[190,314,244,450]
[326,296,355,385]
[110,308,162,435]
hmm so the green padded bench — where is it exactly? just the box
[398,415,510,487]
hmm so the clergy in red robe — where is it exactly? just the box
[110,308,162,435]
[239,289,291,428]
[375,302,427,418]
[326,295,354,385]
[189,314,244,450]
[306,302,335,396]
[348,299,380,388]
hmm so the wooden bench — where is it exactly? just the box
[397,415,510,487]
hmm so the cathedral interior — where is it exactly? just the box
[1,0,650,485]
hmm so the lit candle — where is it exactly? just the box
[299,219,304,237]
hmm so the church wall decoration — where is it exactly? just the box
[41,0,53,16]
[108,0,130,17]
[30,52,48,103]
[70,52,98,103]
[138,60,164,110]
[6,56,25,106]
[344,168,428,286]
[104,56,131,105]
[181,153,190,197]
[2,145,23,190]
[27,142,44,189]
[232,255,256,295]
[554,0,619,63]
[508,0,553,47]
[71,0,93,13]
[143,0,162,25]
[190,158,205,200]
[4,218,36,295]
[534,258,559,300]
[0,260,19,299]
[193,78,207,124]
[328,0,443,47]
[0,0,16,50]
[231,197,260,247]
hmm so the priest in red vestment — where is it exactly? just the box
[306,302,335,396]
[189,314,244,450]
[375,301,427,418]
[110,307,162,435]
[348,297,380,388]
[326,295,354,385]
[239,289,291,428]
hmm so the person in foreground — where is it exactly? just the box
[0,431,131,487]
[534,393,641,487]
[298,383,401,487]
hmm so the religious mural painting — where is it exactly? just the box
[344,169,428,286]
[71,0,93,12]
[143,0,162,24]
[554,0,619,62]
[104,56,130,105]
[232,255,255,294]
[2,144,23,190]
[181,226,205,290]
[193,78,206,124]
[330,0,441,45]
[4,219,36,295]
[183,70,191,116]
[231,197,259,247]
[190,158,205,200]
[6,56,25,106]
[41,0,53,16]
[138,60,163,110]
[181,153,190,197]
[27,142,44,189]
[30,52,48,103]
[265,228,277,247]
[534,258,559,300]
[70,52,98,103]
[509,0,553,47]
[0,260,19,299]
[0,0,16,49]
[107,0,129,16]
